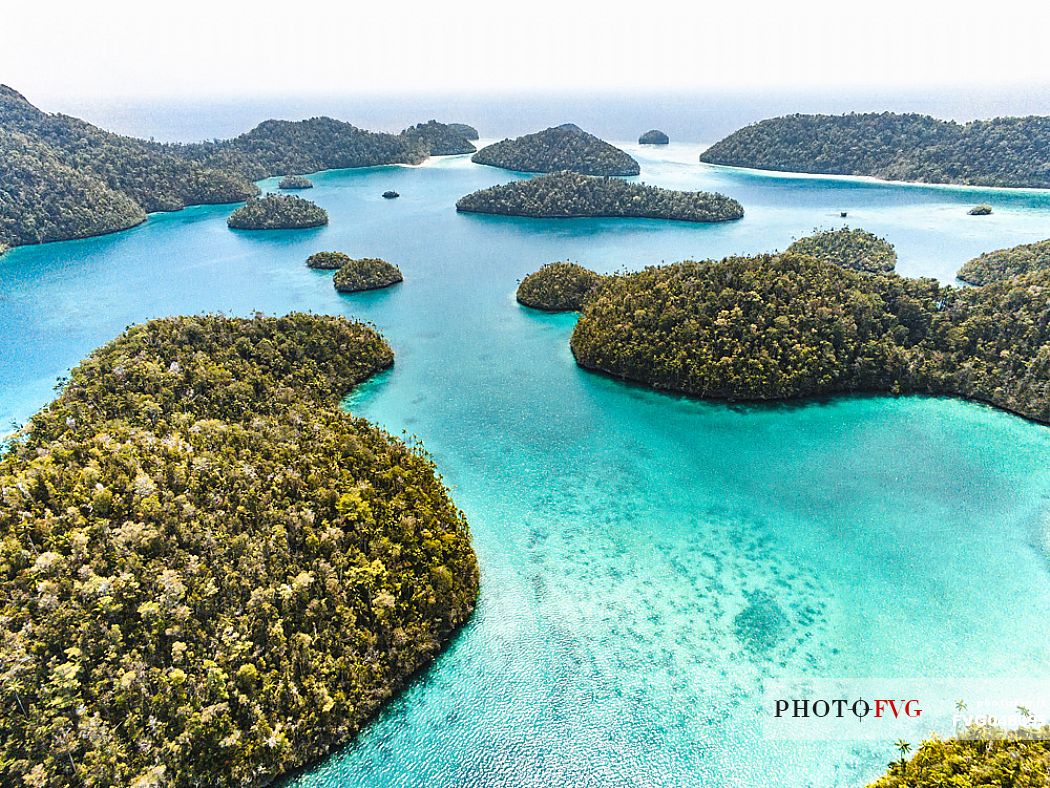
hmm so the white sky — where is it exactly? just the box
[4,0,1050,100]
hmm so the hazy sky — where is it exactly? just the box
[5,0,1050,100]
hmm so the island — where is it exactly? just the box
[568,252,1050,423]
[333,257,404,292]
[447,123,480,141]
[0,313,479,788]
[968,204,993,215]
[786,227,897,273]
[868,726,1050,787]
[456,171,744,222]
[227,194,328,230]
[0,83,481,251]
[383,190,400,199]
[698,112,1050,188]
[400,120,476,155]
[472,124,641,176]
[306,250,351,269]
[639,129,670,145]
[957,237,1050,284]
[278,174,313,189]
[517,262,606,311]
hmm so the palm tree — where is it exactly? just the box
[955,699,967,712]
[895,739,912,772]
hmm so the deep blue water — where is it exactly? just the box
[2,142,1049,786]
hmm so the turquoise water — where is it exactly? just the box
[3,144,1050,786]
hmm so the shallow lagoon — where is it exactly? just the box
[2,145,1049,786]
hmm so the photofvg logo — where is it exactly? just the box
[763,678,1050,741]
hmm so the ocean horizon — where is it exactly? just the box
[39,84,1050,145]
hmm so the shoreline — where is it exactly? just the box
[572,353,1050,427]
[698,160,1050,195]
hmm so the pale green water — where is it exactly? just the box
[2,144,1049,786]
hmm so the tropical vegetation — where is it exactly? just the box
[516,262,605,311]
[0,85,252,248]
[0,313,479,787]
[957,238,1050,284]
[699,112,1050,188]
[400,121,476,155]
[278,174,313,190]
[868,726,1050,787]
[447,123,479,141]
[456,172,743,222]
[227,195,328,230]
[306,251,352,270]
[0,83,480,250]
[472,124,640,176]
[570,252,1050,422]
[786,227,897,273]
[333,258,404,292]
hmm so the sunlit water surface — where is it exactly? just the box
[2,144,1049,786]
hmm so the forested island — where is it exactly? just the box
[307,250,351,269]
[517,262,606,311]
[447,123,480,141]
[472,124,640,176]
[400,120,476,155]
[333,258,404,292]
[278,174,313,190]
[0,84,476,250]
[699,112,1050,188]
[456,172,743,222]
[786,227,897,273]
[227,194,328,229]
[569,253,1050,423]
[957,238,1050,284]
[868,727,1050,787]
[0,313,479,787]
[0,85,252,248]
[639,129,669,145]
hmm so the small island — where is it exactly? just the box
[472,124,640,176]
[0,313,478,788]
[786,227,897,273]
[383,190,400,199]
[957,237,1050,284]
[227,194,328,230]
[334,257,404,292]
[639,129,669,145]
[447,123,480,141]
[306,250,351,269]
[517,262,606,311]
[278,174,313,189]
[456,171,743,222]
[569,252,1050,423]
[968,204,993,215]
[400,120,476,156]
